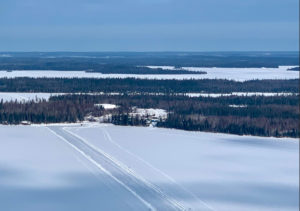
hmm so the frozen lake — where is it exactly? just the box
[0,124,298,211]
[0,66,298,81]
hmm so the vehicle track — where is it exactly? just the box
[47,126,185,211]
[99,127,215,211]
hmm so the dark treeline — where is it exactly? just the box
[86,66,206,74]
[0,52,299,67]
[159,115,298,137]
[0,61,206,74]
[0,99,104,124]
[288,66,300,71]
[110,114,148,127]
[0,78,298,93]
[1,94,298,137]
[50,94,299,119]
[51,94,300,137]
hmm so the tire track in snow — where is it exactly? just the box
[48,126,185,210]
[47,126,156,211]
[63,127,186,210]
[100,127,215,211]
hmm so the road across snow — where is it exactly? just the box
[0,124,298,211]
[47,126,196,211]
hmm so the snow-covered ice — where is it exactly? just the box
[0,66,298,81]
[146,65,299,81]
[0,124,298,211]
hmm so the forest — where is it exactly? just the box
[0,94,298,137]
[0,52,299,67]
[0,61,207,75]
[288,66,300,71]
[0,78,298,93]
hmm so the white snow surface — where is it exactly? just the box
[95,103,118,109]
[186,92,298,97]
[0,92,64,102]
[0,124,298,211]
[0,66,298,81]
[0,92,51,102]
[133,108,168,119]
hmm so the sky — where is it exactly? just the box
[0,0,299,51]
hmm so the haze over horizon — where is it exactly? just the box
[0,0,299,52]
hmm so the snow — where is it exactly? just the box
[186,92,298,97]
[0,125,151,211]
[146,65,299,81]
[67,125,299,211]
[0,92,64,102]
[0,66,298,81]
[146,66,176,70]
[228,104,247,108]
[133,108,168,119]
[95,103,118,110]
[1,124,298,211]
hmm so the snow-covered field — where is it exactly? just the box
[0,124,298,211]
[0,66,298,81]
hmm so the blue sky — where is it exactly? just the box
[0,0,298,51]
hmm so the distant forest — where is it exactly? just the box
[0,94,298,138]
[0,78,298,93]
[0,52,298,67]
[0,62,207,75]
[0,51,299,137]
[288,67,300,71]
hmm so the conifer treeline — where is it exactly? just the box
[0,99,104,124]
[0,94,298,137]
[0,78,298,93]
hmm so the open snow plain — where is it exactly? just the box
[0,66,298,81]
[0,124,298,211]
